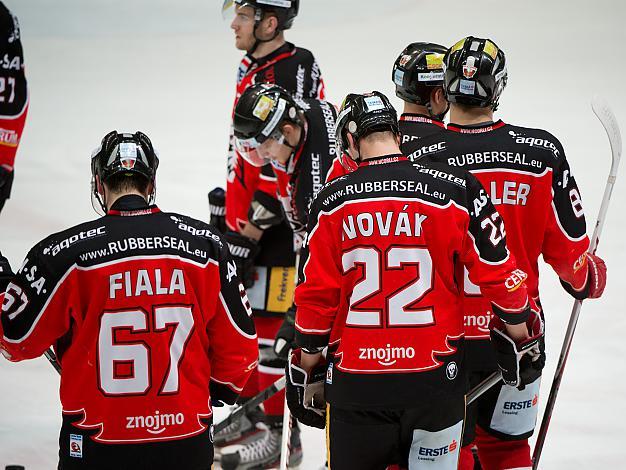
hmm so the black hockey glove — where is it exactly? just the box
[286,349,327,429]
[0,166,13,214]
[274,306,296,359]
[0,251,13,291]
[248,190,284,231]
[224,231,259,289]
[490,310,545,390]
[208,186,226,233]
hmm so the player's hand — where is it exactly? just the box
[224,231,259,289]
[285,349,327,429]
[560,252,607,300]
[490,310,545,390]
[208,186,226,233]
[274,306,296,359]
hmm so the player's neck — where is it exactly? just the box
[105,191,148,211]
[403,103,429,116]
[359,142,402,161]
[449,104,494,126]
[251,34,286,59]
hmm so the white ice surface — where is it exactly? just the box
[0,0,625,468]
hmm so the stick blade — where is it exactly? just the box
[592,95,622,168]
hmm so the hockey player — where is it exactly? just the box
[209,1,326,466]
[287,91,543,470]
[218,83,336,468]
[392,42,448,158]
[413,36,607,470]
[0,1,28,214]
[0,131,258,470]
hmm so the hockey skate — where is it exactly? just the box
[220,420,302,469]
[214,405,266,460]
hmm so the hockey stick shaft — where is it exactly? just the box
[44,347,61,374]
[213,375,286,434]
[467,371,501,405]
[532,97,621,469]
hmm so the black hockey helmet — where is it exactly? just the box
[90,131,159,211]
[224,0,299,30]
[392,42,447,105]
[335,91,399,168]
[233,82,303,166]
[443,36,507,110]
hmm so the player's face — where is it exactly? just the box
[231,5,256,51]
[257,135,292,165]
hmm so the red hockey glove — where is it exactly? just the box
[490,310,545,390]
[285,349,327,429]
[561,252,607,300]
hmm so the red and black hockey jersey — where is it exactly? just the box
[0,2,28,172]
[226,42,325,232]
[415,121,590,369]
[399,113,446,160]
[0,195,258,444]
[294,156,530,409]
[270,98,336,251]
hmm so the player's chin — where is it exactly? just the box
[235,37,252,51]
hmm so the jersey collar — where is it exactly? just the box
[447,120,506,134]
[247,42,295,67]
[400,113,445,128]
[107,194,161,216]
[359,154,407,167]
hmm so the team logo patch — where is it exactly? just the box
[253,95,275,121]
[69,434,83,458]
[399,54,412,67]
[446,361,458,380]
[326,362,333,384]
[462,56,478,78]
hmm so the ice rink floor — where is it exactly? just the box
[0,0,625,468]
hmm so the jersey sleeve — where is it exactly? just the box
[542,149,590,292]
[0,6,28,171]
[207,238,258,405]
[460,174,530,324]
[0,243,74,361]
[293,197,342,351]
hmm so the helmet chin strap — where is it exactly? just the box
[426,100,449,121]
[247,9,280,55]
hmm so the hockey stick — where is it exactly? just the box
[44,347,61,374]
[214,376,286,434]
[467,371,501,405]
[532,96,622,469]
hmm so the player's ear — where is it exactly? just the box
[95,175,105,196]
[433,87,445,105]
[262,14,279,36]
[347,133,359,160]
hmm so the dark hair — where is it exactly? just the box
[104,172,150,195]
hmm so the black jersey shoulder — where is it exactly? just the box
[414,122,567,175]
[310,158,474,216]
[270,44,322,100]
[26,210,227,278]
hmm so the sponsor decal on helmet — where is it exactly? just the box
[426,53,444,69]
[364,95,385,112]
[484,40,498,60]
[119,142,138,170]
[393,68,405,86]
[459,79,476,95]
[418,71,444,82]
[253,95,275,121]
[257,0,292,7]
[462,56,478,79]
[451,38,466,53]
